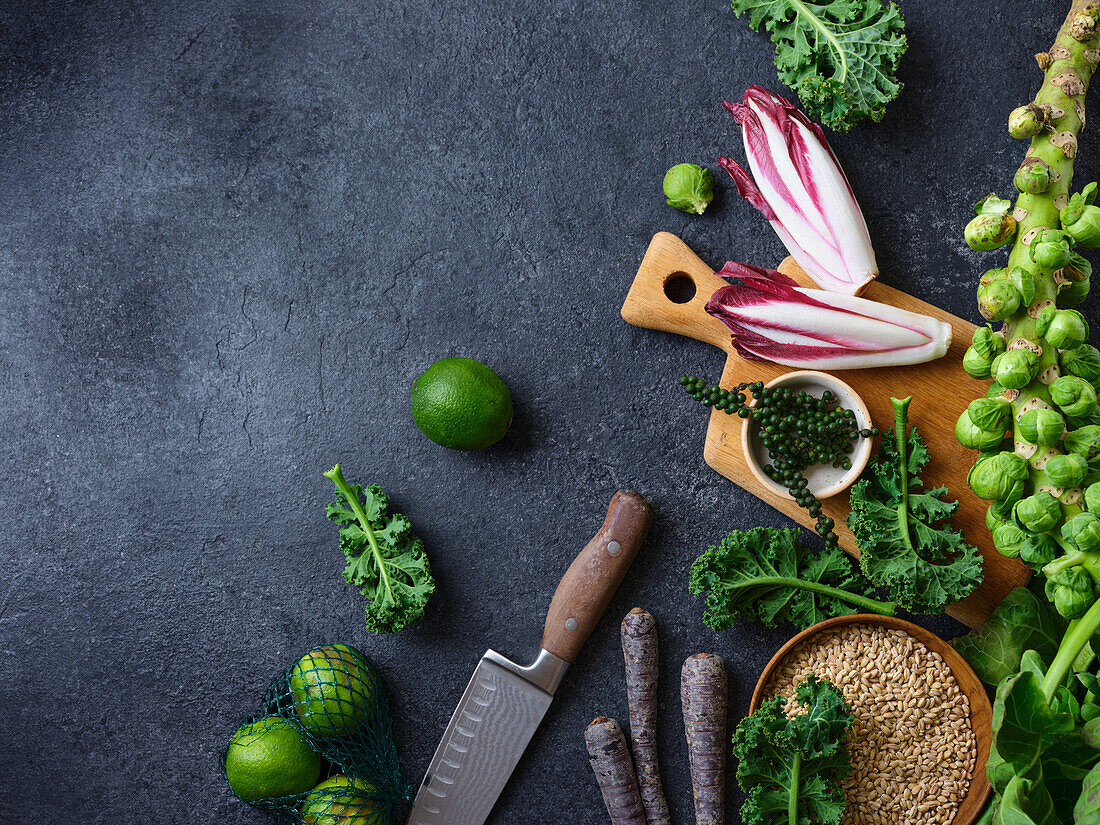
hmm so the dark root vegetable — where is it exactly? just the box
[682,653,728,825]
[621,608,671,825]
[585,717,647,825]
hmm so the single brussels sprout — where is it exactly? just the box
[963,347,995,379]
[1021,532,1060,569]
[1015,157,1052,194]
[977,279,1022,321]
[1008,267,1037,307]
[1046,310,1089,350]
[972,325,1007,360]
[966,194,1018,251]
[1047,453,1089,488]
[1061,345,1100,384]
[1063,512,1100,553]
[1051,375,1100,419]
[1059,277,1093,308]
[1009,103,1048,139]
[994,348,1040,390]
[968,451,1030,502]
[663,163,714,215]
[992,521,1029,558]
[967,398,1012,433]
[1087,482,1100,513]
[987,499,1014,530]
[1045,566,1096,619]
[1067,251,1094,282]
[1030,229,1074,271]
[1013,492,1063,533]
[1017,408,1066,446]
[1061,182,1100,248]
[956,410,1010,450]
[1065,425,1100,464]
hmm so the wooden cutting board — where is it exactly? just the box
[622,232,1030,628]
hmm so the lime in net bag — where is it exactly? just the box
[222,642,412,824]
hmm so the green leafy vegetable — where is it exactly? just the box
[663,163,714,214]
[953,585,1066,689]
[324,464,435,634]
[688,526,895,630]
[729,0,907,132]
[734,674,853,825]
[848,396,983,613]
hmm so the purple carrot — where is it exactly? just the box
[585,717,647,825]
[621,608,671,825]
[682,653,727,825]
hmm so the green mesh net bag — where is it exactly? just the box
[221,642,413,824]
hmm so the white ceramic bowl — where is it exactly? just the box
[740,370,873,501]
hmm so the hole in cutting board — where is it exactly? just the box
[663,273,696,303]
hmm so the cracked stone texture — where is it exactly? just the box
[1,0,1096,822]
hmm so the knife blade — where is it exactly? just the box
[406,490,653,825]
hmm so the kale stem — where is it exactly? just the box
[323,464,394,603]
[1042,599,1100,701]
[891,396,917,558]
[788,751,802,825]
[721,577,897,616]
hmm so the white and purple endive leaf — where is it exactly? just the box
[719,86,878,296]
[706,262,952,370]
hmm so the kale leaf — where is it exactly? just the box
[324,464,435,634]
[730,0,907,132]
[848,397,983,613]
[688,526,895,630]
[734,675,854,825]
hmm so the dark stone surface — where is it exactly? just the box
[1,0,1096,822]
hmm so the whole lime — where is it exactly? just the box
[410,357,513,450]
[224,716,320,801]
[288,644,377,737]
[300,775,387,825]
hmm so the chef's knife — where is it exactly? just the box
[406,489,653,825]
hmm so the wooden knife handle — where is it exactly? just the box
[540,490,653,664]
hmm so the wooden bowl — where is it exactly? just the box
[750,613,992,825]
[740,370,873,501]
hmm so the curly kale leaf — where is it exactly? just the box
[324,464,435,634]
[734,675,854,825]
[688,526,895,630]
[848,397,983,614]
[730,0,907,132]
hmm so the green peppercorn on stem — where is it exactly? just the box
[961,2,1100,594]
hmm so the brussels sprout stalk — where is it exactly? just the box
[959,2,1100,619]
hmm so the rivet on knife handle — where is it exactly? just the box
[540,490,653,663]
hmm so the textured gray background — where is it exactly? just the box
[1,0,1095,822]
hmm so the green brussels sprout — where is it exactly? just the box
[1046,453,1089,488]
[972,325,1007,360]
[1061,182,1100,248]
[1087,482,1100,513]
[1017,408,1066,446]
[1013,492,1063,533]
[1065,425,1100,464]
[1046,310,1089,350]
[994,348,1040,389]
[1066,251,1094,282]
[992,521,1029,558]
[1021,532,1060,569]
[1035,304,1058,338]
[1045,566,1096,619]
[1009,267,1037,307]
[1063,513,1100,553]
[1051,375,1100,419]
[1014,157,1052,194]
[967,398,1012,433]
[968,451,1030,502]
[977,279,1022,321]
[663,163,713,215]
[963,347,995,379]
[1059,277,1093,308]
[1009,103,1048,139]
[987,499,1014,530]
[1030,229,1074,270]
[965,195,1017,251]
[1061,345,1100,384]
[956,410,1010,450]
